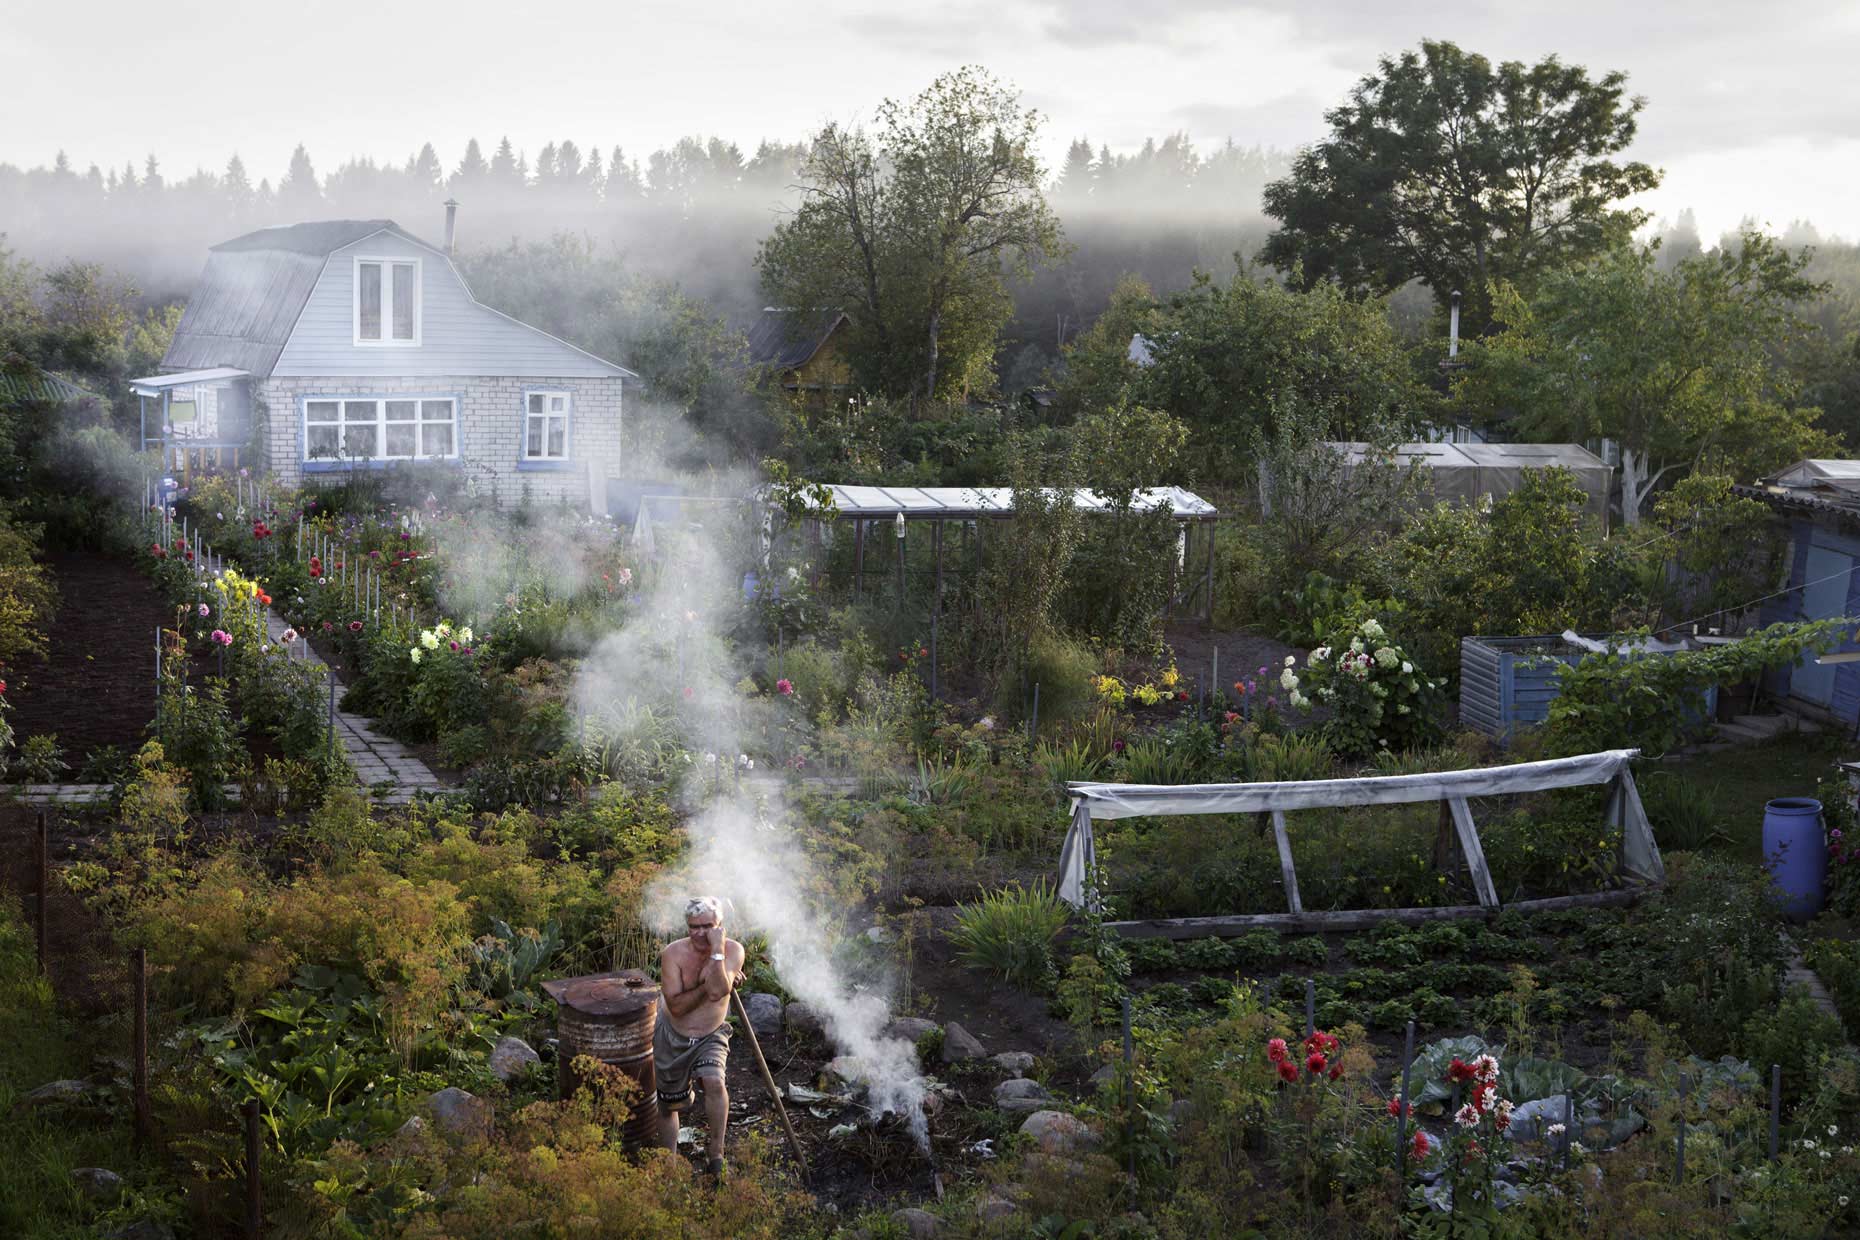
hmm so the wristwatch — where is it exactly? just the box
[710,952,725,961]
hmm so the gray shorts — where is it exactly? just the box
[654,1017,730,1111]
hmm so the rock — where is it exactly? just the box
[885,1016,940,1044]
[825,1056,869,1088]
[488,1036,540,1081]
[393,1114,428,1143]
[743,992,784,1041]
[1167,1098,1196,1128]
[993,1078,1052,1116]
[941,1021,985,1063]
[72,1167,123,1201]
[19,1079,89,1109]
[105,1222,175,1240]
[785,1001,823,1040]
[1089,1064,1117,1089]
[891,1206,941,1238]
[1019,1110,1099,1155]
[865,925,891,943]
[1018,1152,1093,1185]
[978,1195,1019,1224]
[991,1051,1035,1075]
[426,1086,492,1138]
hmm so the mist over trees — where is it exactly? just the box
[3,48,1860,494]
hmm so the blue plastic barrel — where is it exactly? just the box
[1762,798,1827,922]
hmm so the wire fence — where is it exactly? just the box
[1,802,261,1237]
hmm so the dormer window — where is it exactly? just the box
[354,257,420,345]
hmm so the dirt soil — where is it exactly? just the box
[1164,618,1303,697]
[6,552,284,775]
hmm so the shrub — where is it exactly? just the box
[1738,986,1848,1105]
[11,733,66,782]
[1297,616,1445,757]
[1009,630,1098,727]
[948,880,1071,992]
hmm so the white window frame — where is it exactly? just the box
[352,256,422,347]
[303,396,456,463]
[523,388,573,462]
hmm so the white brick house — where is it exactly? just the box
[148,218,632,507]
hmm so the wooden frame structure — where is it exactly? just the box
[1057,749,1664,937]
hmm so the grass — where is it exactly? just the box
[1658,730,1849,864]
[0,895,166,1239]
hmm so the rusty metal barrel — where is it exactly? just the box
[541,970,661,1150]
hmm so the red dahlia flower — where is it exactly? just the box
[1306,1052,1327,1075]
[1277,1060,1298,1083]
[1266,1037,1288,1063]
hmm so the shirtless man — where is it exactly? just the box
[656,895,746,1175]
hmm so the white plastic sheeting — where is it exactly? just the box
[1056,749,1661,909]
[817,484,1217,521]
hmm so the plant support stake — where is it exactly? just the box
[243,1097,262,1238]
[1769,1063,1781,1160]
[1396,1020,1415,1176]
[1675,1072,1688,1184]
[1304,977,1315,1038]
[1122,994,1135,1181]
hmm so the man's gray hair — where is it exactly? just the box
[685,896,722,923]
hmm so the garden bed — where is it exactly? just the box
[4,552,285,778]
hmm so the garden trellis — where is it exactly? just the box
[1057,748,1665,935]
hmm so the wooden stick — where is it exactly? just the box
[730,990,808,1177]
[1106,888,1649,939]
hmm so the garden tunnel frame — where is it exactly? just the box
[1057,748,1665,937]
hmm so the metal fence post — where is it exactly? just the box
[1304,977,1315,1039]
[1029,683,1041,744]
[1562,1091,1574,1172]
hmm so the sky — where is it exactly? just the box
[4,0,1857,242]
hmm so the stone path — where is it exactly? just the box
[265,612,449,802]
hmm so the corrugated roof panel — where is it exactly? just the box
[819,484,1216,519]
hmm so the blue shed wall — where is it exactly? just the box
[1765,518,1860,722]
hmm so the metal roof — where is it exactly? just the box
[746,307,847,370]
[0,370,94,405]
[162,245,333,376]
[818,484,1217,520]
[130,367,250,395]
[211,219,441,256]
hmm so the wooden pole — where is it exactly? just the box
[1396,1020,1415,1175]
[729,991,808,1177]
[35,811,48,973]
[852,520,865,597]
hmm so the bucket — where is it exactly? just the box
[1761,797,1827,922]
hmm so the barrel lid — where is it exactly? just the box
[542,970,660,1016]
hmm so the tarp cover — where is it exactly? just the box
[1057,749,1650,907]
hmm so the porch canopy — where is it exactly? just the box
[131,367,255,484]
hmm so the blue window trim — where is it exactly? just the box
[517,386,575,472]
[298,391,464,473]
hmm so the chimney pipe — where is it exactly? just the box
[443,198,459,256]
[1448,290,1462,359]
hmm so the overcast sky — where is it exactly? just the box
[5,0,1857,241]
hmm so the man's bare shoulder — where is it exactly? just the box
[725,939,747,965]
[660,939,691,973]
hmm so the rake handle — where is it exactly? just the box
[732,988,809,1178]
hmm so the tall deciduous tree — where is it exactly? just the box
[757,66,1064,401]
[1261,40,1660,333]
[1458,233,1836,524]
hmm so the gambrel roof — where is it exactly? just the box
[162,219,633,380]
